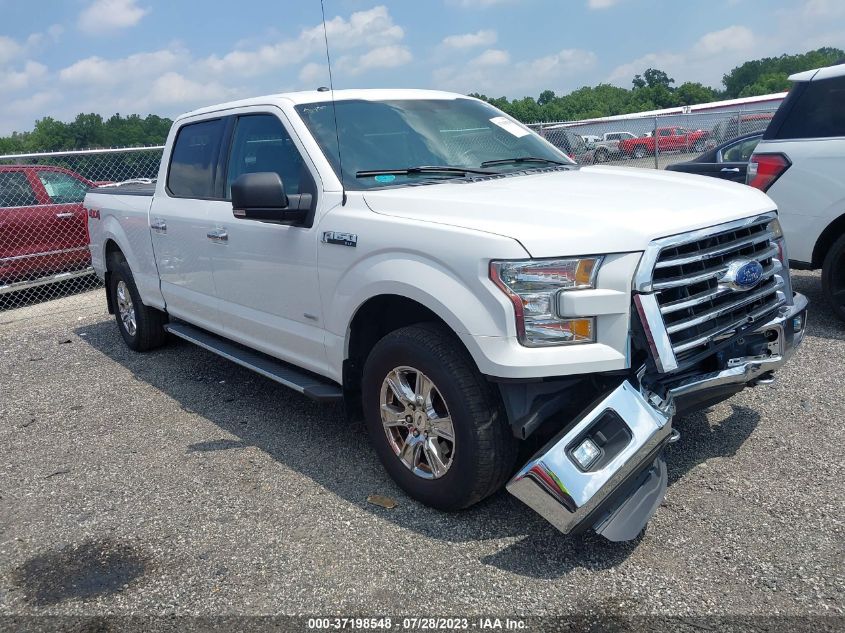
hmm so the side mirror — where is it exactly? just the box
[231,172,311,225]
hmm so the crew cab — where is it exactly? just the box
[85,90,807,541]
[620,126,709,159]
[1,165,96,295]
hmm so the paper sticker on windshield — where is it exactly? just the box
[490,116,530,138]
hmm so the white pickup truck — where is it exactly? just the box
[85,89,807,541]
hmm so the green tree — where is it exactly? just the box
[722,47,844,98]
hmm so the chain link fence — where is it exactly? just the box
[529,105,780,170]
[0,146,163,312]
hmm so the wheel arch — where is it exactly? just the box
[812,211,845,268]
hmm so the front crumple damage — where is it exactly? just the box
[507,294,808,541]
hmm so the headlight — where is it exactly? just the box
[490,257,603,346]
[767,217,794,301]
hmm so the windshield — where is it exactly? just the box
[295,98,571,190]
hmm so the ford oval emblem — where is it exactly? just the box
[720,259,764,292]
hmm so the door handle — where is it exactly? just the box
[207,228,228,243]
[720,168,741,173]
[150,218,167,232]
[56,212,74,219]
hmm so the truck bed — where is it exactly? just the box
[89,181,156,197]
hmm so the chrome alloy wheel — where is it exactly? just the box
[379,366,456,479]
[116,280,137,337]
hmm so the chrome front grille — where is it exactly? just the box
[635,213,788,372]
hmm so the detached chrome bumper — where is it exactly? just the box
[507,293,808,541]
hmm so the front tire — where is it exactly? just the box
[108,258,168,351]
[595,148,609,163]
[633,145,647,159]
[362,323,518,511]
[822,233,845,321]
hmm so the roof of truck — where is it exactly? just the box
[178,89,470,121]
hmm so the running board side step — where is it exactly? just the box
[164,323,343,403]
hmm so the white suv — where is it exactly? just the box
[749,62,845,319]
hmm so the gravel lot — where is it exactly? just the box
[0,270,842,622]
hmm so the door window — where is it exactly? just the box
[37,171,90,204]
[225,114,309,199]
[721,137,761,162]
[167,119,226,198]
[0,172,38,207]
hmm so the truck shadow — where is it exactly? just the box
[78,320,764,579]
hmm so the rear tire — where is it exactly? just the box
[362,323,518,511]
[822,233,845,322]
[595,148,609,163]
[108,258,168,351]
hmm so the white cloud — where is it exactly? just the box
[201,5,404,77]
[341,45,413,75]
[607,25,757,88]
[59,49,185,85]
[299,62,328,84]
[441,30,497,49]
[694,25,755,56]
[471,48,510,66]
[434,47,596,96]
[149,72,234,106]
[588,0,622,8]
[0,36,23,65]
[0,61,48,95]
[801,0,845,18]
[78,0,149,34]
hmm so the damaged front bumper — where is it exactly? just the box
[507,294,808,541]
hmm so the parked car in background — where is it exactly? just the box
[588,132,638,163]
[540,126,595,163]
[749,61,845,320]
[581,134,601,145]
[0,165,95,294]
[665,132,762,183]
[706,112,773,150]
[619,126,709,159]
[85,89,806,542]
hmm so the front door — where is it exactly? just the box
[206,111,328,376]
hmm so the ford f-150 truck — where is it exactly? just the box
[620,126,709,159]
[85,90,807,541]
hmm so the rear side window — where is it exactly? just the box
[771,76,845,140]
[167,119,225,198]
[38,171,90,204]
[0,172,38,207]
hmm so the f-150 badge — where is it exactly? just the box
[322,231,358,247]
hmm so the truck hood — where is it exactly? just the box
[362,166,776,257]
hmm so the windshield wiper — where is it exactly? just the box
[480,156,569,167]
[356,165,496,178]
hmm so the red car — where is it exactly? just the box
[619,126,709,159]
[0,165,95,294]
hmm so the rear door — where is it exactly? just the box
[149,117,228,330]
[0,170,58,281]
[33,169,93,269]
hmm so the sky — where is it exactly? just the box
[0,0,842,135]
